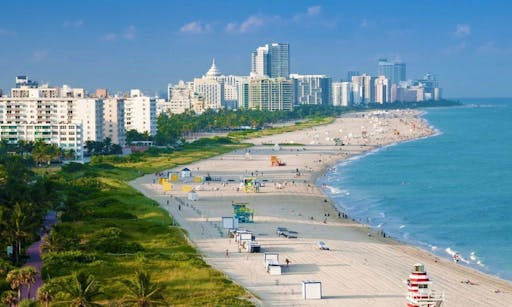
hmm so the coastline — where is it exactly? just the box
[130,109,512,306]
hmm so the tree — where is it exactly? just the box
[6,268,24,302]
[0,290,17,307]
[37,283,55,307]
[20,266,37,299]
[32,140,60,165]
[59,272,102,307]
[120,271,166,307]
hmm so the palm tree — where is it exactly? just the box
[59,272,102,307]
[37,284,54,307]
[21,266,38,299]
[0,290,18,307]
[6,268,24,301]
[120,271,166,306]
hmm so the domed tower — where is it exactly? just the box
[406,263,444,307]
[205,58,221,79]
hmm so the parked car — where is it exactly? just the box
[283,230,298,238]
[317,241,330,250]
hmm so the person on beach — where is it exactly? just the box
[225,249,229,257]
[285,258,290,267]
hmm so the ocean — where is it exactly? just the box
[320,98,512,281]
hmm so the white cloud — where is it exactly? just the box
[102,33,117,41]
[33,50,48,62]
[307,5,322,16]
[226,15,278,33]
[455,24,471,38]
[63,20,84,28]
[124,25,136,40]
[360,18,369,28]
[180,21,212,34]
[0,28,16,36]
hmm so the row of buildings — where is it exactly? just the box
[0,76,157,158]
[0,43,443,158]
[165,44,442,115]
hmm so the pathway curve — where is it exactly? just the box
[22,211,57,300]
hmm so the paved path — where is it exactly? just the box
[22,211,57,300]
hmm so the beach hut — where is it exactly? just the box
[180,167,192,178]
[187,191,199,201]
[302,281,322,300]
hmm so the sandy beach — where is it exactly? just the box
[130,110,512,306]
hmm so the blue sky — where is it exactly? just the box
[0,0,510,98]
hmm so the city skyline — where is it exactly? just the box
[0,0,511,97]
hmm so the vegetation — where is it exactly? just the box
[85,138,122,156]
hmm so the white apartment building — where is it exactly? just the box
[73,98,103,142]
[290,74,332,105]
[103,98,125,145]
[245,77,293,111]
[332,82,354,107]
[351,74,375,104]
[374,76,389,104]
[0,82,100,158]
[124,89,157,136]
[193,60,224,111]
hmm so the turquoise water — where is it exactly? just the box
[320,98,512,281]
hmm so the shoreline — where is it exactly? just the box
[130,109,512,306]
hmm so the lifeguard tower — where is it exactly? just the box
[406,263,444,307]
[232,202,254,223]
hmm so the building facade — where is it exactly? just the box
[124,89,157,136]
[103,97,125,145]
[251,43,290,78]
[290,74,331,105]
[374,76,389,104]
[351,74,375,104]
[245,77,293,111]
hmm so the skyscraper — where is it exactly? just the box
[251,43,290,78]
[290,74,331,105]
[347,70,360,82]
[378,59,406,85]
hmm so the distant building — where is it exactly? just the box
[95,88,108,99]
[103,97,126,145]
[415,74,441,100]
[351,74,375,104]
[251,43,290,78]
[332,81,353,107]
[378,59,406,85]
[0,77,95,158]
[124,89,157,136]
[290,74,331,105]
[193,59,224,111]
[346,71,360,82]
[374,76,389,104]
[244,77,293,111]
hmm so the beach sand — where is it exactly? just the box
[130,110,512,306]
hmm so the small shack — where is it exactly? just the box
[181,167,192,178]
[302,281,322,300]
[187,191,199,201]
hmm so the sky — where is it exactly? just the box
[0,0,511,98]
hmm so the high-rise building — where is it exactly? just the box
[351,74,375,104]
[378,59,406,84]
[374,76,389,104]
[393,62,406,84]
[251,43,290,78]
[290,74,331,105]
[347,71,360,82]
[124,89,157,136]
[332,81,354,107]
[103,97,126,145]
[193,59,224,110]
[245,77,293,111]
[0,78,97,158]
